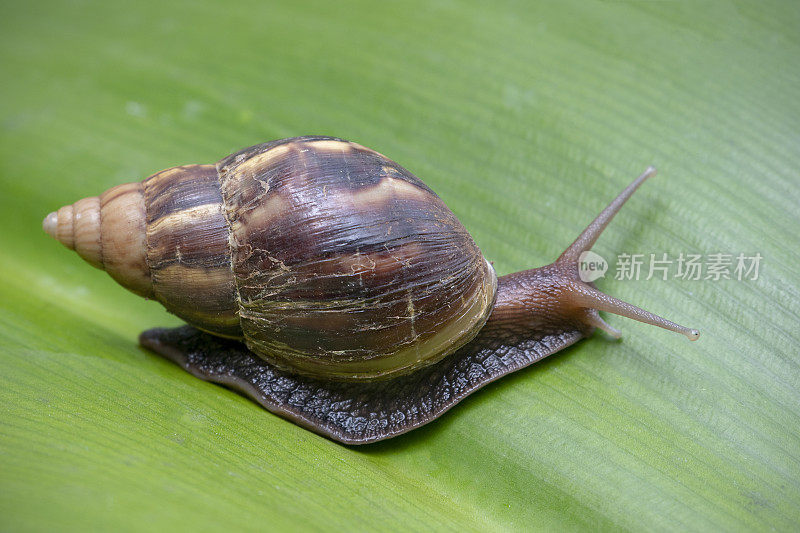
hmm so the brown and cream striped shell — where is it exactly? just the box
[44,136,497,380]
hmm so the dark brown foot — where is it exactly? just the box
[140,325,584,445]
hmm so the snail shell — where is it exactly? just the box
[44,136,496,380]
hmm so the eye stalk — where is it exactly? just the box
[483,167,700,343]
[559,166,700,340]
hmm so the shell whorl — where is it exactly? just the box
[44,166,240,337]
[216,136,497,380]
[44,183,153,298]
[142,164,240,338]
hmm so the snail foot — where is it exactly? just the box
[139,325,584,444]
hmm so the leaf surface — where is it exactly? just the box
[1,1,799,530]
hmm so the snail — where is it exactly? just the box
[43,136,699,444]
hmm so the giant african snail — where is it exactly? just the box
[43,136,699,444]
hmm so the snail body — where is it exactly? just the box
[45,136,698,444]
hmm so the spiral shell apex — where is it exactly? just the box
[44,136,498,380]
[44,183,152,298]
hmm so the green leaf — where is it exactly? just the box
[1,0,798,530]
